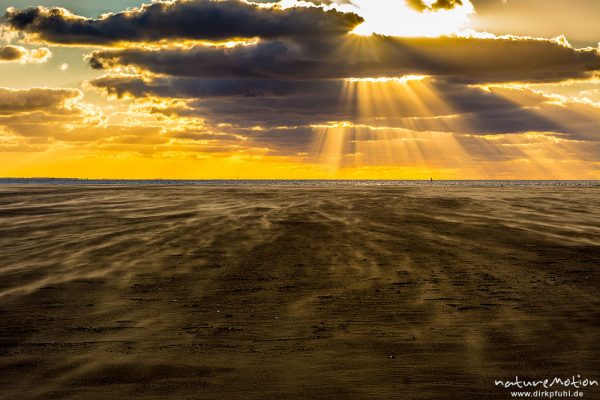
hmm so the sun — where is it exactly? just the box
[343,0,474,37]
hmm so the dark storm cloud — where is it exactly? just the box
[88,35,600,83]
[102,75,575,136]
[90,72,600,143]
[189,84,559,132]
[4,0,362,45]
[90,75,344,99]
[8,0,600,83]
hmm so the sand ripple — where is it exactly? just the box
[0,185,598,399]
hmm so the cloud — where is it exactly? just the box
[0,87,107,148]
[3,0,599,174]
[406,0,464,11]
[89,74,341,98]
[0,45,51,63]
[0,86,250,155]
[0,44,24,61]
[8,0,600,83]
[0,87,80,114]
[87,35,600,83]
[89,71,600,149]
[188,84,552,131]
[4,1,362,45]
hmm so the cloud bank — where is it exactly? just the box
[1,0,599,175]
[87,35,600,83]
[5,1,362,44]
[6,1,599,83]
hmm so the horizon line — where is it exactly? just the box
[1,178,598,182]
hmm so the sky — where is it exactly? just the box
[0,0,598,179]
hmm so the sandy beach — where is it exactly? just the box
[0,184,598,399]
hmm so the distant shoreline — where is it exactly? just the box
[0,178,598,187]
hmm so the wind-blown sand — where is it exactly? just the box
[0,185,598,399]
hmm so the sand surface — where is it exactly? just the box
[0,185,598,399]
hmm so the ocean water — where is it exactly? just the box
[0,178,598,187]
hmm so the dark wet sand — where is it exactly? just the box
[0,185,598,399]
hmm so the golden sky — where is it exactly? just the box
[0,0,599,179]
